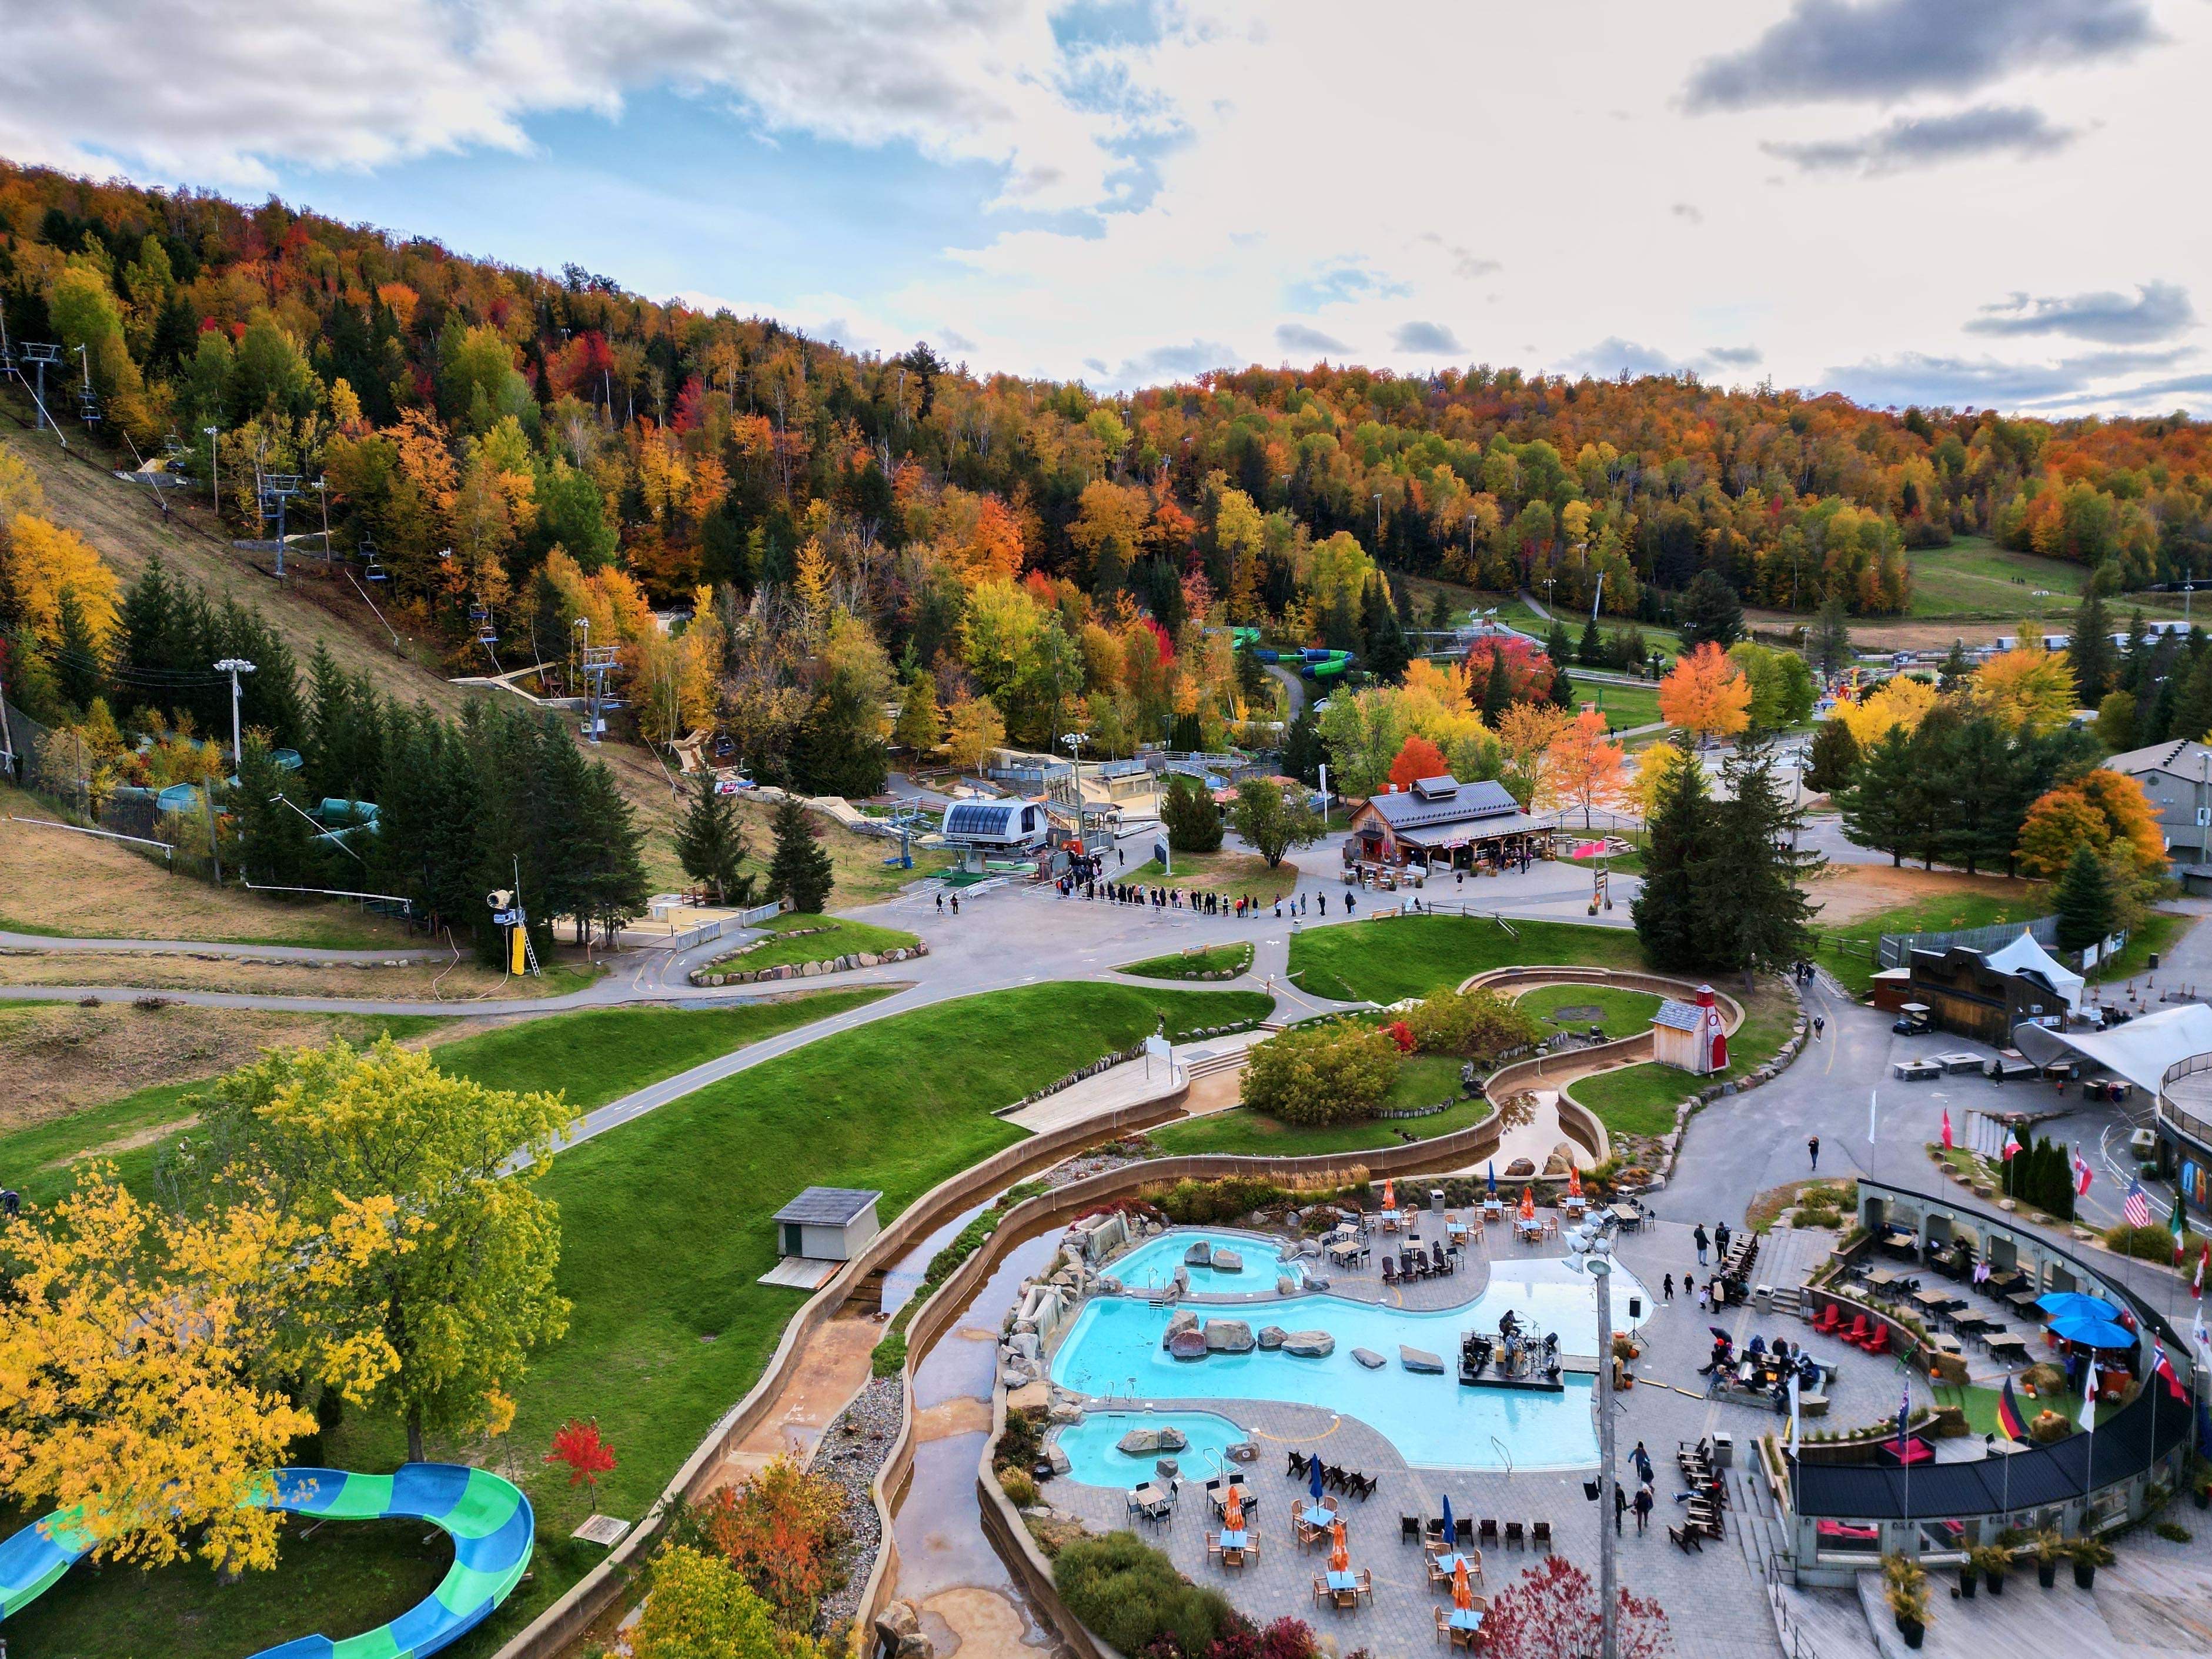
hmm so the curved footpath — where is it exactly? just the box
[0,927,450,963]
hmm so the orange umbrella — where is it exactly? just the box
[1329,1519,1349,1573]
[1567,1163,1583,1200]
[1518,1185,1536,1221]
[1382,1178,1396,1212]
[1452,1556,1472,1611]
[1223,1488,1245,1532]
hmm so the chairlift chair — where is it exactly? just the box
[470,604,499,646]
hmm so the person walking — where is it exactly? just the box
[949,893,960,915]
[1633,1484,1653,1535]
[1630,1440,1653,1486]
[935,892,944,914]
[1807,1134,1821,1171]
[1698,1279,1710,1313]
[1693,1223,1709,1266]
[1662,1273,1674,1303]
[1345,893,1356,917]
[1812,1014,1825,1041]
[1613,1481,1627,1536]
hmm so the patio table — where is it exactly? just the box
[1218,1528,1249,1563]
[1432,1551,1476,1579]
[1326,1570,1357,1594]
[1986,1334,2031,1364]
[1210,1483,1251,1511]
[1299,1505,1335,1530]
[1449,1610,1484,1633]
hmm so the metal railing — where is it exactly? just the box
[2158,1052,2212,1151]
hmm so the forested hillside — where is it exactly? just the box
[4,159,2211,780]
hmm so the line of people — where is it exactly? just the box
[1051,878,1359,921]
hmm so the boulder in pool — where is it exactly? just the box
[1400,1345,1445,1374]
[1258,1326,1289,1350]
[1351,1347,1385,1370]
[1164,1309,1199,1341]
[1168,1328,1209,1361]
[1203,1319,1256,1353]
[1283,1330,1335,1357]
[1046,1443,1071,1475]
[1275,1274,1298,1296]
[1117,1424,1189,1454]
[1154,1457,1180,1480]
[1211,1248,1244,1273]
[1227,1440,1259,1463]
[1184,1241,1214,1267]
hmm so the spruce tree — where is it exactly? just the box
[766,795,834,914]
[1163,773,1224,853]
[675,770,750,904]
[1578,613,1605,665]
[1937,640,1972,691]
[1365,604,1411,684]
[1803,717,1860,793]
[1836,726,1919,865]
[1549,665,1576,709]
[1545,619,1575,669]
[1705,736,1822,983]
[2070,583,2113,706]
[1631,740,1710,972]
[1282,702,1326,786]
[232,736,320,888]
[2053,844,2117,956]
[52,588,104,712]
[1809,595,1852,679]
[1679,570,1746,651]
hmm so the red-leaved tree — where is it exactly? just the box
[1388,735,1449,792]
[546,1417,617,1511]
[1482,1555,1672,1659]
[1462,636,1556,710]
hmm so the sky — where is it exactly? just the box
[4,0,2209,415]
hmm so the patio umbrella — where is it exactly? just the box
[1519,1186,1536,1221]
[1382,1178,1396,1212]
[1440,1493,1456,1551]
[1566,1163,1583,1200]
[2036,1291,2121,1323]
[1223,1488,1244,1532]
[2047,1312,2134,1349]
[1329,1520,1350,1574]
[1486,1163,1497,1198]
[1452,1557,1473,1612]
[1309,1454,1325,1504]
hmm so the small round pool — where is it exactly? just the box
[1054,1410,1248,1488]
[1110,1230,1302,1297]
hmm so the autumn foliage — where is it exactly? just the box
[545,1417,616,1505]
[693,1455,850,1629]
[1482,1554,1673,1659]
[1387,735,1449,791]
[1658,642,1752,743]
[2015,770,2164,880]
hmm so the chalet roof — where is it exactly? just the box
[1359,777,1519,832]
[1652,1000,1703,1032]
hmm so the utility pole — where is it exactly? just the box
[1372,492,1384,551]
[214,657,256,767]
[204,425,221,514]
[1568,1219,1622,1659]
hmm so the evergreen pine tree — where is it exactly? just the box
[568,750,651,944]
[766,795,834,913]
[232,736,320,888]
[1809,595,1852,679]
[1577,613,1605,665]
[1679,570,1746,651]
[1937,640,1972,691]
[1365,603,1411,684]
[1282,702,1326,786]
[1545,618,1575,669]
[1549,664,1576,709]
[1162,774,1224,853]
[1426,590,1453,629]
[1934,713,2027,877]
[1480,657,1512,724]
[1803,717,1860,793]
[1703,736,1822,982]
[1631,739,1711,972]
[52,587,104,712]
[675,770,751,904]
[1836,726,1918,865]
[2053,844,2117,956]
[2069,583,2113,706]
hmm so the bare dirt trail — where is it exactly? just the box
[1803,863,2034,925]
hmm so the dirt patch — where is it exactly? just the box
[0,1001,452,1127]
[0,947,592,1001]
[913,1398,994,1441]
[1805,863,2031,925]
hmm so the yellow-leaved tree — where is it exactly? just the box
[1833,674,1937,749]
[1972,646,2079,735]
[2,514,120,649]
[944,692,1006,775]
[197,1037,576,1462]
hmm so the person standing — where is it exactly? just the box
[1633,1484,1653,1535]
[935,892,944,914]
[1693,1223,1709,1266]
[1663,1273,1675,1303]
[1613,1481,1627,1536]
[1807,1134,1821,1171]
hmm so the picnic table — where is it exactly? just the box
[1910,1287,1961,1313]
[1986,1333,2031,1364]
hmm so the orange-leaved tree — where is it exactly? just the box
[698,1454,850,1629]
[1540,706,1626,826]
[2016,770,2164,880]
[1388,735,1449,792]
[1658,642,1752,746]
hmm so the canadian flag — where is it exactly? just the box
[1940,1108,1953,1151]
[2073,1147,2093,1198]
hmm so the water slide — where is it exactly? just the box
[0,1463,533,1658]
[1251,645,1352,682]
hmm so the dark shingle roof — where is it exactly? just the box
[1361,777,1519,832]
[773,1186,882,1226]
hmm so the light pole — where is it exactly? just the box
[1372,492,1384,552]
[1566,1217,1621,1659]
[214,657,256,768]
[203,425,220,513]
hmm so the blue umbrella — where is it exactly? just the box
[1486,1163,1498,1198]
[1441,1494,1456,1550]
[1309,1453,1325,1505]
[2036,1291,2121,1323]
[2047,1312,2133,1349]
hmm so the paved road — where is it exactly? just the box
[0,929,448,963]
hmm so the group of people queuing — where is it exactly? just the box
[1050,876,1362,922]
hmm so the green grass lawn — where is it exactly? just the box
[1816,889,2048,997]
[1568,983,1800,1140]
[1939,1380,2123,1436]
[1150,1058,1483,1158]
[1287,914,1645,1003]
[1515,984,1663,1040]
[1902,536,2186,622]
[1126,849,1301,904]
[315,979,1271,1655]
[1117,943,1254,980]
[1579,681,1661,732]
[709,912,920,972]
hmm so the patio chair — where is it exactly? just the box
[1812,1305,1841,1335]
[1477,1517,1499,1549]
[1434,1605,1451,1644]
[1403,1514,1424,1544]
[1356,1567,1374,1603]
[1863,1325,1890,1357]
[1288,1450,1309,1479]
[1503,1521,1525,1550]
[1354,1474,1378,1501]
[1667,1523,1703,1553]
[1531,1521,1552,1553]
[1314,1577,1329,1608]
[1842,1313,1869,1347]
[1425,1516,1447,1547]
[1455,1515,1473,1545]
[1381,1259,1398,1286]
[1428,1555,1451,1586]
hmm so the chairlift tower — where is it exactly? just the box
[19,343,64,436]
[573,617,617,743]
[73,343,100,429]
[258,474,305,576]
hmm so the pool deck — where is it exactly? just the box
[1038,1217,1938,1659]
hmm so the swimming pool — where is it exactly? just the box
[1108,1230,1304,1296]
[1048,1257,1648,1471]
[1054,1410,1249,1487]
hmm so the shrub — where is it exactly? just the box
[1400,987,1544,1063]
[693,1456,850,1630]
[1000,1466,1041,1507]
[1239,1019,1401,1126]
[996,1406,1047,1474]
[1152,1176,1284,1225]
[633,1545,801,1659]
[2155,1521,2191,1543]
[1055,1531,1237,1657]
[2104,1221,2191,1263]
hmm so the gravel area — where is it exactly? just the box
[1045,1141,1150,1187]
[814,1374,905,1636]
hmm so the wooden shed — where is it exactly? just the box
[1652,985,1728,1075]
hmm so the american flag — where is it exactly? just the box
[2123,1179,2153,1229]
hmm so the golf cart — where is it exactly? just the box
[1891,1002,1932,1037]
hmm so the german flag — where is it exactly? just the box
[1995,1377,2028,1443]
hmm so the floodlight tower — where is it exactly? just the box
[214,657,257,767]
[258,475,305,576]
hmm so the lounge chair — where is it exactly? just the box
[1667,1523,1703,1553]
[1381,1259,1398,1286]
[1355,1474,1378,1501]
[1403,1514,1424,1544]
[1455,1515,1472,1545]
[1503,1520,1525,1550]
[1478,1517,1499,1548]
[1288,1450,1309,1479]
[1812,1305,1841,1336]
[1842,1313,1869,1347]
[1862,1325,1890,1357]
[1530,1520,1551,1553]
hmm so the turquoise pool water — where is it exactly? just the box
[1110,1230,1304,1295]
[1048,1257,1647,1471]
[1054,1410,1248,1487]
